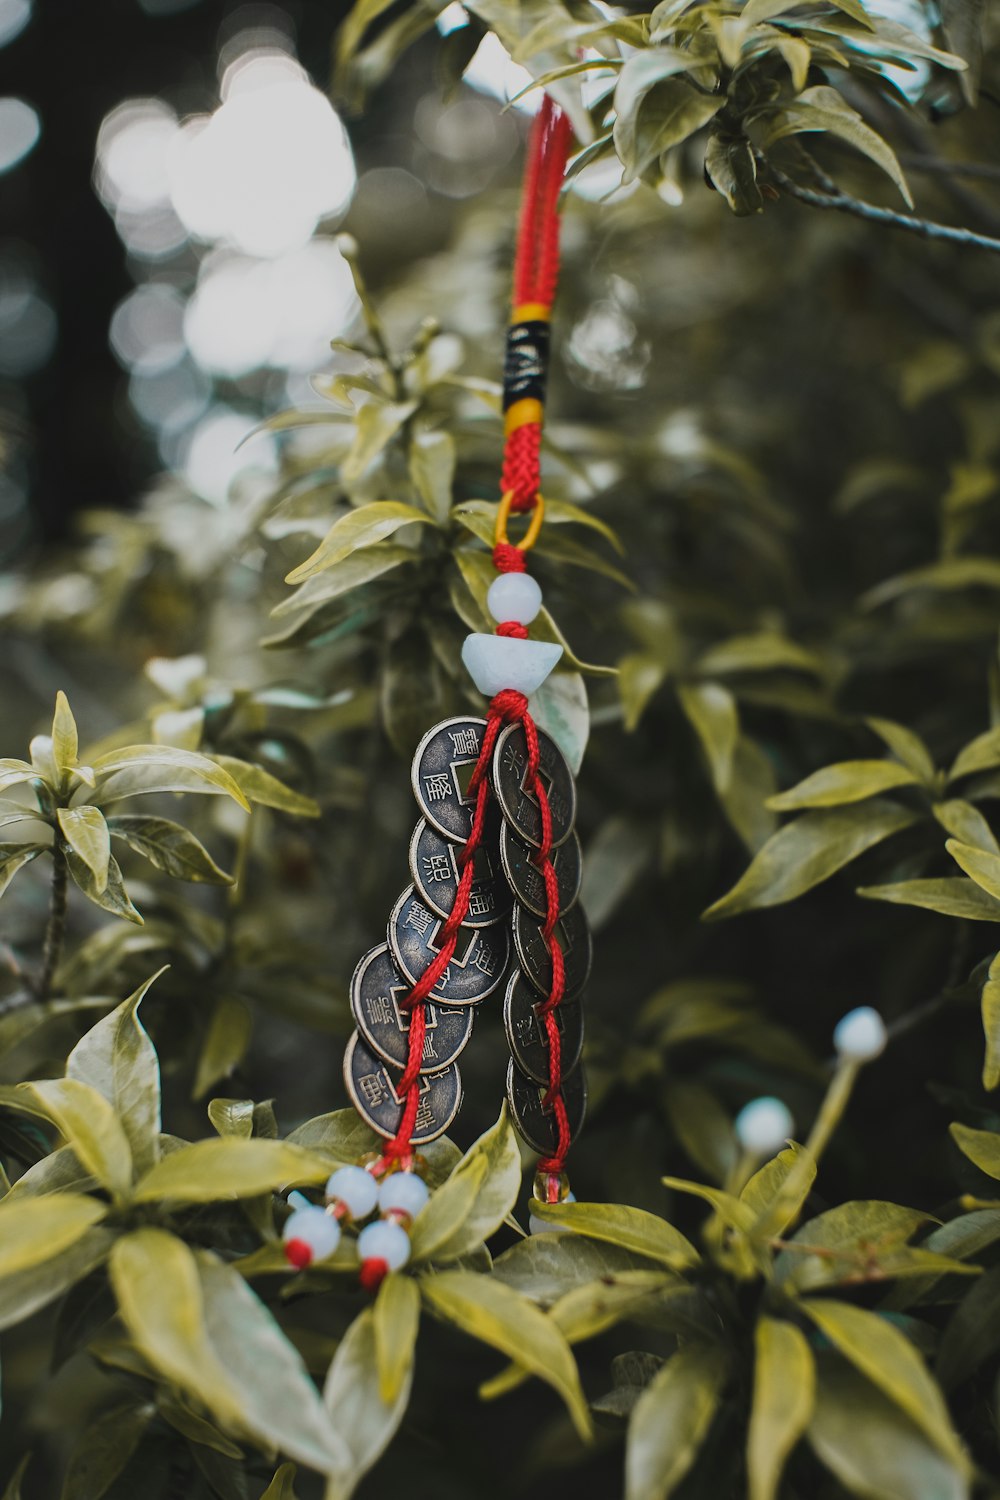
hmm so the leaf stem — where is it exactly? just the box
[758,153,1000,255]
[805,1059,860,1164]
[37,840,68,1001]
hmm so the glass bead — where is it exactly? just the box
[282,1206,341,1263]
[378,1171,430,1221]
[325,1164,378,1220]
[357,1218,411,1271]
[461,633,562,696]
[487,571,543,625]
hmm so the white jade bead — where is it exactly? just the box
[378,1172,430,1220]
[461,634,563,697]
[487,572,543,625]
[282,1207,341,1261]
[833,1006,887,1062]
[358,1218,411,1271]
[734,1097,794,1155]
[326,1164,378,1219]
[529,1191,576,1235]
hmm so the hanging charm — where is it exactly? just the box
[284,94,587,1286]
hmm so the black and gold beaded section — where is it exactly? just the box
[503,319,550,411]
[344,1030,463,1144]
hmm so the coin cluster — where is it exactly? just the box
[344,715,589,1154]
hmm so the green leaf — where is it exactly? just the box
[26,1078,133,1201]
[374,1272,421,1404]
[743,1143,817,1238]
[57,806,111,894]
[625,1342,730,1500]
[212,756,320,818]
[936,1265,1000,1389]
[107,815,232,883]
[323,1307,413,1500]
[755,86,912,205]
[286,1109,381,1166]
[261,1466,300,1500]
[808,1361,969,1500]
[492,1233,674,1305]
[767,759,922,811]
[66,970,164,1178]
[0,1227,113,1332]
[946,839,1000,903]
[705,801,919,919]
[90,745,251,811]
[982,952,1000,1089]
[65,850,143,925]
[409,428,455,525]
[677,682,738,794]
[613,51,720,180]
[132,1137,329,1203]
[858,877,1000,922]
[748,1318,814,1500]
[696,632,823,678]
[940,0,984,102]
[933,799,998,851]
[865,557,1000,612]
[410,1106,522,1264]
[800,1298,968,1467]
[193,995,253,1100]
[705,131,763,216]
[580,816,655,932]
[528,1200,700,1271]
[286,501,432,584]
[2,1459,30,1500]
[51,690,79,784]
[866,718,936,783]
[342,400,419,484]
[207,1097,254,1138]
[197,1251,349,1475]
[273,546,414,618]
[0,843,46,897]
[950,1121,1000,1178]
[60,1400,153,1500]
[619,653,669,732]
[420,1270,592,1439]
[775,1202,932,1292]
[0,1191,106,1277]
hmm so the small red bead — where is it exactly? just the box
[497,621,529,638]
[358,1256,390,1293]
[284,1238,313,1270]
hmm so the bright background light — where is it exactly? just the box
[0,98,39,174]
[0,0,31,49]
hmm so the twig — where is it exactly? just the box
[760,154,1000,255]
[36,842,67,1002]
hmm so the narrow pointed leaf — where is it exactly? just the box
[57,807,111,893]
[26,1078,132,1201]
[66,970,164,1177]
[108,815,233,883]
[51,691,79,782]
[529,1199,700,1270]
[767,760,921,811]
[748,1318,814,1500]
[286,501,431,584]
[625,1342,730,1500]
[323,1307,413,1500]
[374,1272,420,1404]
[132,1137,330,1203]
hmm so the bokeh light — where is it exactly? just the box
[0,0,31,49]
[0,99,39,175]
[174,406,277,504]
[109,283,187,374]
[0,251,56,376]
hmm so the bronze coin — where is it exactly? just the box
[411,717,489,842]
[409,812,510,929]
[506,1057,587,1156]
[343,1030,462,1144]
[492,721,576,850]
[512,901,592,1002]
[502,967,584,1086]
[499,822,582,919]
[350,944,474,1074]
[388,886,510,1008]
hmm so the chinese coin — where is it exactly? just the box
[351,943,474,1074]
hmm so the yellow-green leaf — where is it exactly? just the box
[625,1342,730,1500]
[57,806,111,893]
[946,839,1000,902]
[66,969,164,1177]
[800,1298,969,1468]
[748,1318,814,1500]
[212,756,319,818]
[678,682,738,794]
[107,815,233,883]
[90,745,251,811]
[323,1307,414,1500]
[0,1191,106,1277]
[982,952,1000,1090]
[755,86,912,205]
[132,1137,330,1203]
[529,1199,700,1271]
[51,690,79,781]
[420,1270,591,1440]
[704,801,919,920]
[410,1106,521,1263]
[374,1272,420,1404]
[767,759,921,811]
[950,1121,1000,1179]
[858,877,1000,922]
[286,501,432,584]
[26,1078,133,1201]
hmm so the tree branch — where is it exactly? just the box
[759,154,1000,255]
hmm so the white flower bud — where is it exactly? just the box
[833,1006,887,1062]
[734,1096,794,1155]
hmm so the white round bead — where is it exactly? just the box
[358,1218,411,1271]
[833,1006,887,1061]
[378,1172,430,1221]
[734,1097,794,1155]
[282,1206,341,1262]
[325,1164,378,1220]
[487,572,543,626]
[461,633,563,697]
[529,1191,576,1235]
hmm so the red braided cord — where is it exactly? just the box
[380,693,529,1166]
[503,97,572,515]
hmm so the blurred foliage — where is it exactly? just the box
[4,0,1000,1495]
